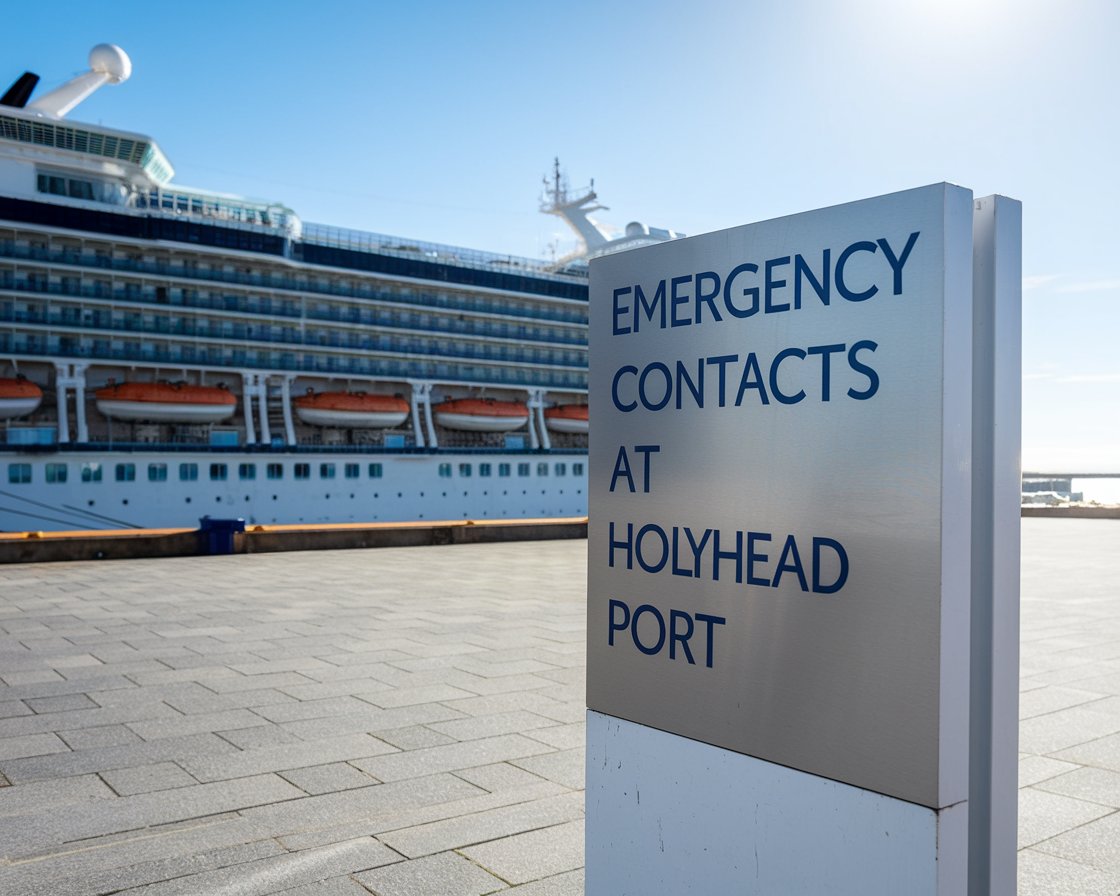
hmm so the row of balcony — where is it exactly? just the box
[0,306,587,369]
[0,241,589,325]
[0,333,590,390]
[0,274,587,347]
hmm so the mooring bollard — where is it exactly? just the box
[197,516,246,556]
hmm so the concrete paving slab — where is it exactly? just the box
[353,850,505,896]
[0,522,1117,893]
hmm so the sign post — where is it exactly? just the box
[585,185,1020,895]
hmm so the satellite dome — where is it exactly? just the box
[625,221,647,238]
[89,44,131,84]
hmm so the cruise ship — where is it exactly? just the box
[0,45,681,532]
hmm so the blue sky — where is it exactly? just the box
[4,0,1118,471]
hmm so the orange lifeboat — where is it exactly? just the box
[95,382,237,423]
[0,376,43,419]
[432,398,529,433]
[544,403,588,434]
[294,391,410,428]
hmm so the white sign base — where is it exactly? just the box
[586,710,967,896]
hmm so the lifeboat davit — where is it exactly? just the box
[0,376,43,419]
[433,398,529,433]
[544,404,588,434]
[95,382,237,423]
[294,391,410,428]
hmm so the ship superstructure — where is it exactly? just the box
[0,47,592,531]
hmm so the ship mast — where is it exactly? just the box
[540,158,611,252]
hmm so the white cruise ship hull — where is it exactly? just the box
[0,449,587,532]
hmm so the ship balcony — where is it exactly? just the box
[0,239,589,324]
[0,331,589,391]
[0,304,587,371]
[0,277,590,354]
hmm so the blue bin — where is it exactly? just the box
[198,516,246,555]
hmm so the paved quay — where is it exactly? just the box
[0,518,1117,895]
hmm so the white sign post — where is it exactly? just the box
[585,185,1020,895]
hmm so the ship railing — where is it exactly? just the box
[0,306,588,371]
[0,441,589,457]
[0,278,589,347]
[301,223,589,286]
[0,334,590,391]
[0,241,589,326]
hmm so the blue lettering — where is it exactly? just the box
[847,340,879,400]
[636,524,669,574]
[836,240,879,302]
[635,280,667,331]
[669,609,696,663]
[670,275,692,327]
[635,444,659,493]
[723,263,759,318]
[807,343,845,402]
[747,532,771,587]
[773,534,809,592]
[711,528,744,583]
[769,347,807,405]
[734,352,769,406]
[706,354,738,407]
[794,250,830,308]
[675,360,703,410]
[764,256,791,313]
[694,613,726,668]
[609,446,635,493]
[612,287,632,335]
[611,365,637,412]
[608,599,630,645]
[632,604,666,655]
[638,363,672,411]
[608,521,633,569]
[695,271,722,324]
[877,232,920,295]
[813,537,849,594]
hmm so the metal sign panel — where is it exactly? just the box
[587,184,975,810]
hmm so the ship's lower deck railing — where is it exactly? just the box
[0,337,589,391]
[0,442,588,456]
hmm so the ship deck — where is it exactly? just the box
[0,519,1118,893]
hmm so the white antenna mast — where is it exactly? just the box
[27,44,131,119]
[540,157,611,251]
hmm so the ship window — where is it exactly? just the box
[8,463,31,484]
[320,463,336,479]
[68,179,95,200]
[116,463,136,482]
[479,463,492,477]
[368,463,383,479]
[537,463,549,477]
[210,463,228,481]
[345,463,360,479]
[555,463,566,477]
[459,463,472,477]
[179,463,198,481]
[573,463,585,476]
[439,463,452,478]
[294,463,310,480]
[518,463,530,477]
[81,462,102,483]
[239,463,256,481]
[147,463,168,482]
[267,463,283,480]
[37,174,67,196]
[498,463,511,477]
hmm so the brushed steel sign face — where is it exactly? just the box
[587,184,975,810]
